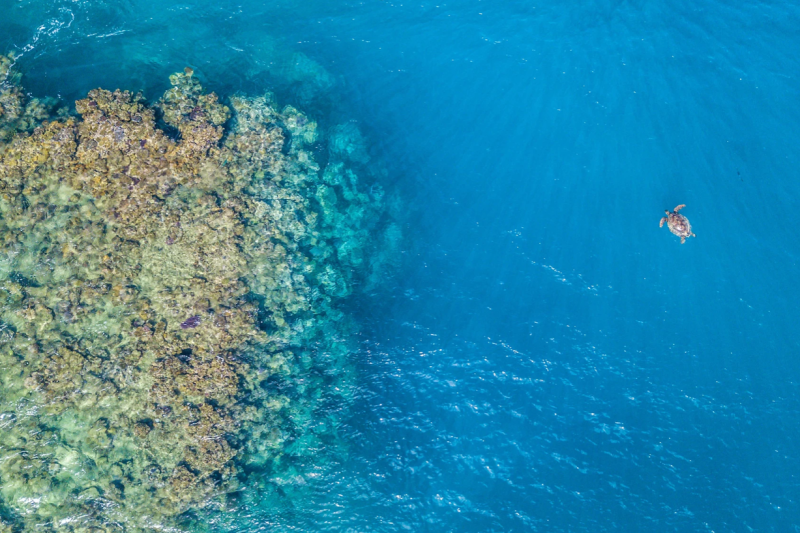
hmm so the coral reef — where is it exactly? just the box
[0,58,399,531]
[0,53,62,142]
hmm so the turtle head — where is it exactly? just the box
[665,209,670,215]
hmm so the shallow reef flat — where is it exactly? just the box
[0,55,399,532]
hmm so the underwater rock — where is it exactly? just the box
[329,122,370,164]
[180,315,202,329]
[0,58,399,532]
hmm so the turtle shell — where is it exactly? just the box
[667,213,692,238]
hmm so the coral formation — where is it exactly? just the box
[0,56,398,531]
[0,53,62,142]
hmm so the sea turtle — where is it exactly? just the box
[660,204,696,244]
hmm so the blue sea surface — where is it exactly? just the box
[2,0,800,531]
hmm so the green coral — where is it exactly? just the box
[0,58,398,531]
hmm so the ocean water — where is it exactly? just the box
[1,0,800,531]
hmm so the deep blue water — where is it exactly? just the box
[3,0,800,531]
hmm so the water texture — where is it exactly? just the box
[1,0,800,532]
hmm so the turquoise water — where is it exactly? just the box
[2,0,800,531]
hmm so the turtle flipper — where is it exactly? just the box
[674,204,686,213]
[680,236,686,244]
[659,217,667,228]
[691,232,696,237]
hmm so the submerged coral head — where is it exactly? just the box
[180,315,202,329]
